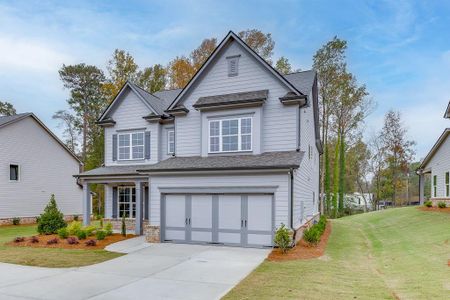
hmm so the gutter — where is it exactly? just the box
[289,168,297,245]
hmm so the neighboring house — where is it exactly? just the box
[345,193,373,211]
[417,101,450,206]
[76,31,322,248]
[0,113,83,224]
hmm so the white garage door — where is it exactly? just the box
[162,193,273,247]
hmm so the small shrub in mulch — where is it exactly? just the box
[274,223,292,253]
[96,230,107,241]
[424,200,433,207]
[29,236,39,243]
[37,194,66,235]
[76,229,87,240]
[66,237,79,245]
[46,238,59,245]
[12,217,20,225]
[57,227,69,239]
[85,239,97,247]
[104,222,113,236]
[418,206,450,214]
[14,237,25,243]
[438,201,447,208]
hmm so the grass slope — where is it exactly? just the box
[0,224,123,268]
[224,207,450,299]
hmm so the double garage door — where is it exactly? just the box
[162,194,274,248]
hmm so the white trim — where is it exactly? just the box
[117,186,136,219]
[117,131,145,161]
[208,117,252,154]
[167,130,175,155]
[8,163,20,182]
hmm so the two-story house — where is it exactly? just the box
[417,101,450,207]
[76,31,322,248]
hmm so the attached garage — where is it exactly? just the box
[162,193,274,248]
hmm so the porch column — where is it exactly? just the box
[419,172,425,205]
[104,185,113,219]
[135,181,144,235]
[83,182,91,226]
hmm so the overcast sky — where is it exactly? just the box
[1,0,449,160]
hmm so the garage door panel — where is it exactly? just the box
[247,233,272,246]
[165,195,186,228]
[247,195,272,232]
[191,231,212,242]
[191,195,213,229]
[218,232,241,244]
[218,195,241,230]
[165,229,185,241]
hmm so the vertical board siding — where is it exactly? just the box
[175,40,297,157]
[104,88,160,166]
[149,173,289,228]
[0,117,82,218]
[427,134,450,198]
[293,91,320,229]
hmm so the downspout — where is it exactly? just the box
[289,168,296,244]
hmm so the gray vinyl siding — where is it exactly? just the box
[293,90,320,229]
[0,117,82,218]
[426,135,450,198]
[175,40,297,157]
[104,88,159,166]
[149,173,289,228]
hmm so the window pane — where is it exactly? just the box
[132,133,144,146]
[132,146,144,159]
[119,134,130,146]
[119,147,130,160]
[10,165,18,181]
[210,121,220,136]
[241,118,252,134]
[241,134,251,150]
[222,119,238,135]
[223,136,238,151]
[210,137,220,152]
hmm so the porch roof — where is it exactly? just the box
[75,165,144,178]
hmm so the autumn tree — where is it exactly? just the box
[380,110,415,206]
[59,63,107,162]
[191,38,217,70]
[137,64,167,93]
[0,100,16,116]
[275,57,293,74]
[167,56,195,89]
[103,49,139,100]
[238,29,275,63]
[53,110,79,152]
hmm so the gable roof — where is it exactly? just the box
[419,128,450,170]
[0,113,82,164]
[445,101,450,119]
[284,70,316,95]
[167,30,304,111]
[193,90,268,110]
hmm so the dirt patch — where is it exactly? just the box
[6,233,135,250]
[268,221,332,261]
[418,207,450,214]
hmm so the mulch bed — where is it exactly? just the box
[268,221,332,261]
[418,207,450,214]
[6,233,135,250]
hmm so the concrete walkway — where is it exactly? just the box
[0,241,270,300]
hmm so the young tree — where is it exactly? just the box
[238,29,275,63]
[59,63,107,162]
[0,100,16,116]
[137,64,167,93]
[191,38,217,71]
[275,57,293,74]
[103,49,139,100]
[369,132,386,209]
[380,110,415,206]
[52,110,80,152]
[167,56,195,89]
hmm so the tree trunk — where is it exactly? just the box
[320,99,328,215]
[332,132,340,218]
[338,130,345,213]
[82,110,87,163]
[325,145,331,215]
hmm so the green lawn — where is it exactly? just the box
[0,223,123,268]
[224,207,450,300]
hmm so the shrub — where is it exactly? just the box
[37,194,66,235]
[105,222,113,236]
[46,237,59,245]
[96,230,107,241]
[14,237,25,243]
[100,218,104,228]
[438,201,447,208]
[73,215,79,221]
[67,221,82,235]
[121,214,126,237]
[85,239,97,246]
[76,229,87,240]
[84,225,97,236]
[57,227,69,239]
[66,237,79,245]
[303,226,320,245]
[424,200,433,208]
[29,236,39,243]
[274,223,292,253]
[12,217,20,225]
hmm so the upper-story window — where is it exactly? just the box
[9,164,19,181]
[209,117,252,153]
[227,55,240,77]
[118,132,144,160]
[167,130,175,154]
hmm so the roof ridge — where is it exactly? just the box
[284,69,314,75]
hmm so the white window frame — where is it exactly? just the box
[117,132,145,161]
[118,186,136,219]
[9,164,20,182]
[208,117,252,153]
[167,130,175,155]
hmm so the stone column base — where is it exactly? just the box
[103,218,149,233]
[145,225,160,243]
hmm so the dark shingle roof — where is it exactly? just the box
[284,70,316,95]
[193,90,268,109]
[138,151,304,173]
[129,83,168,115]
[76,165,144,177]
[0,113,32,128]
[154,89,182,109]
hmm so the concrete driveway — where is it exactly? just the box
[0,240,269,300]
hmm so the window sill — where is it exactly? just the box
[208,150,253,155]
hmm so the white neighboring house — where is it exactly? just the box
[0,113,83,224]
[76,31,322,247]
[417,101,450,207]
[345,193,373,211]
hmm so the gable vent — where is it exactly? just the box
[227,55,240,77]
